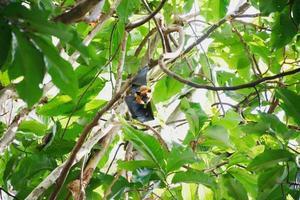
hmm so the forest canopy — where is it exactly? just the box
[0,0,300,199]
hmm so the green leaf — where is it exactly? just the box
[166,145,198,173]
[184,0,194,12]
[241,122,269,136]
[37,78,105,116]
[0,20,12,68]
[227,153,250,167]
[276,88,300,127]
[116,0,140,22]
[43,139,75,157]
[113,21,125,55]
[32,36,78,99]
[257,166,287,200]
[203,125,233,148]
[222,174,249,200]
[258,113,291,139]
[117,160,155,171]
[200,0,229,22]
[123,125,167,172]
[172,169,216,189]
[214,110,242,129]
[2,3,89,58]
[86,191,101,200]
[124,55,141,74]
[271,9,298,49]
[254,0,288,15]
[75,99,107,119]
[37,95,73,116]
[247,149,293,171]
[292,1,300,25]
[181,98,208,136]
[8,29,45,107]
[153,76,184,103]
[229,168,257,198]
[18,120,47,136]
[257,166,285,190]
[10,154,56,191]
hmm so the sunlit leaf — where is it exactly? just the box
[200,0,230,22]
[166,145,198,172]
[116,0,140,22]
[276,89,300,127]
[172,169,217,189]
[19,120,47,136]
[271,9,298,49]
[221,174,249,200]
[32,36,78,99]
[248,149,293,171]
[181,98,208,136]
[153,76,184,103]
[9,28,45,107]
[123,125,167,172]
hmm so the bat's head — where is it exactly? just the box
[135,85,151,105]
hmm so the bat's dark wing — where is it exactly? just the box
[131,66,149,94]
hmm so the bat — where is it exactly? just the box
[125,66,154,122]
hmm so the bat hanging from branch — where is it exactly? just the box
[125,66,154,122]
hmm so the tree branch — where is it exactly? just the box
[148,3,251,68]
[134,27,157,57]
[54,0,103,24]
[159,58,300,91]
[48,80,131,200]
[125,0,167,31]
[69,0,121,65]
[67,127,120,200]
[0,108,28,154]
[182,2,250,56]
[0,95,48,155]
[25,124,121,200]
[141,0,167,53]
[114,31,129,94]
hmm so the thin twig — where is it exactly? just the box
[188,22,225,115]
[140,123,169,152]
[141,0,167,53]
[114,31,129,94]
[105,143,125,174]
[231,22,262,76]
[135,28,157,57]
[126,0,167,31]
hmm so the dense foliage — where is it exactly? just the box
[0,0,300,199]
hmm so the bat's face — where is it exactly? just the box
[134,85,152,105]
